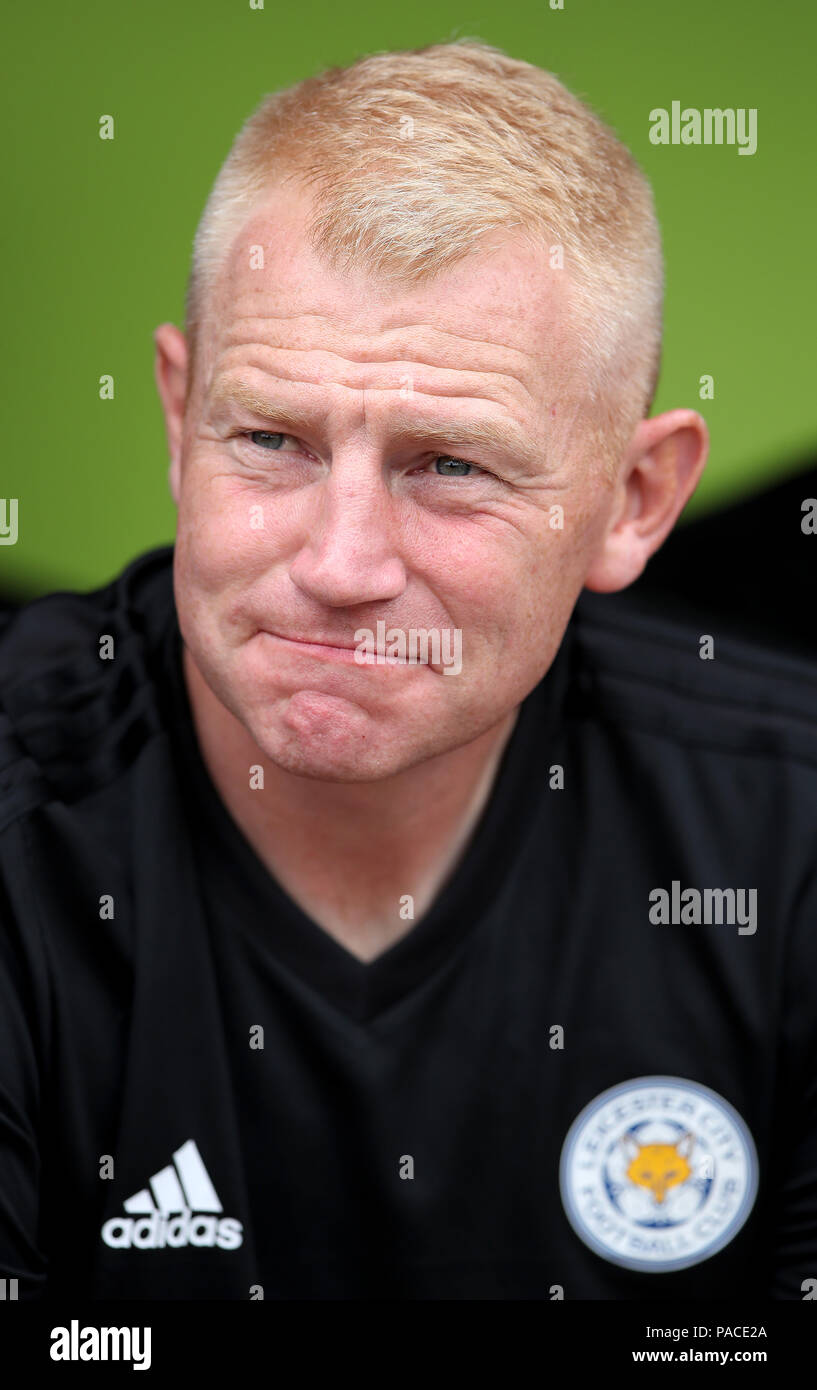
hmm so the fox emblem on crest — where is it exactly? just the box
[621,1129,695,1204]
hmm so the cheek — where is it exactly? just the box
[465,524,590,666]
[420,517,565,635]
[176,474,278,593]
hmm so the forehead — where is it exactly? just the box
[199,184,582,404]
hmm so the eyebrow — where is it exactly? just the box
[208,380,542,471]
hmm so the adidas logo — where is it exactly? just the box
[101,1139,243,1251]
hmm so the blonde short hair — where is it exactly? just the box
[183,37,663,474]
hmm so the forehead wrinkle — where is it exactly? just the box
[207,328,550,430]
[210,350,533,410]
[219,309,540,376]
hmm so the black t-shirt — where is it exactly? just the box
[1,545,816,1300]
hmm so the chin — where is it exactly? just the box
[271,750,399,783]
[242,697,401,782]
[249,730,409,783]
[248,693,465,783]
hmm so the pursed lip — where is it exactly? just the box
[259,629,374,664]
[259,629,429,666]
[264,629,359,651]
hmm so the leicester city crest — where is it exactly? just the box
[559,1076,758,1272]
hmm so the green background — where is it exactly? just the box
[3,0,815,596]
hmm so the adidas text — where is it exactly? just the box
[102,1208,243,1250]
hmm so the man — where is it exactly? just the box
[1,38,815,1301]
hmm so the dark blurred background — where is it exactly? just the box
[622,458,816,659]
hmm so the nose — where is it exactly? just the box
[288,453,408,609]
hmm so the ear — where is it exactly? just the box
[584,409,709,593]
[153,323,189,506]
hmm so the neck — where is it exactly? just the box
[182,646,519,962]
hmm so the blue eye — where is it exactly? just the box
[434,457,473,477]
[248,431,288,449]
